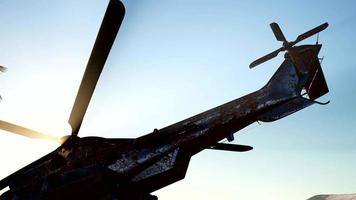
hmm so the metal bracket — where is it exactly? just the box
[226,134,234,142]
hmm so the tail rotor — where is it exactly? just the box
[249,22,328,69]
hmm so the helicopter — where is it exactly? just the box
[0,0,329,199]
[0,66,5,73]
[0,65,6,101]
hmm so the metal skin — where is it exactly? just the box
[0,42,329,199]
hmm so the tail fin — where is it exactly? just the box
[258,58,314,122]
[297,45,329,100]
[258,45,329,122]
[263,58,302,99]
[264,44,329,100]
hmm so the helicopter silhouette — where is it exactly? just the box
[0,65,6,101]
[0,0,329,199]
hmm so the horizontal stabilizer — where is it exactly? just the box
[208,143,253,152]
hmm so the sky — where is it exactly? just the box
[0,0,355,200]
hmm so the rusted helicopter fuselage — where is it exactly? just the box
[0,44,328,200]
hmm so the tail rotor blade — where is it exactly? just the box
[293,22,329,44]
[0,120,61,143]
[68,0,125,136]
[270,22,287,42]
[249,47,284,68]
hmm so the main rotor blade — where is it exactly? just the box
[270,22,287,42]
[68,0,125,135]
[0,120,60,143]
[293,22,329,45]
[249,47,284,68]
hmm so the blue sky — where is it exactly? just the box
[0,0,356,199]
